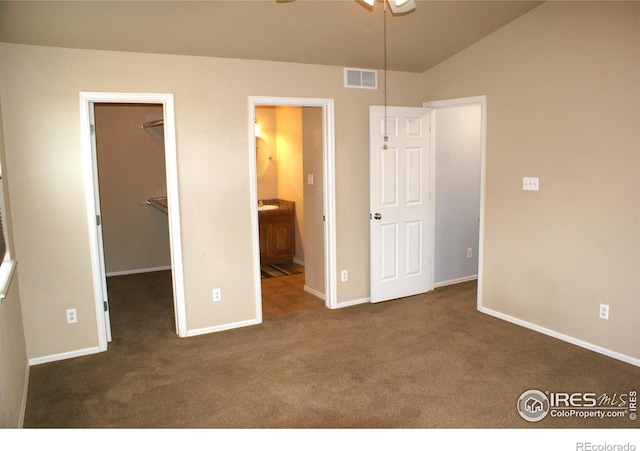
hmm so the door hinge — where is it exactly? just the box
[103,301,108,312]
[90,124,95,136]
[323,215,326,222]
[96,214,101,226]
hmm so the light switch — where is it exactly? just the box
[307,174,314,185]
[523,177,539,191]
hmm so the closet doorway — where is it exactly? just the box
[80,92,186,350]
[249,97,337,321]
[95,102,175,338]
[95,103,169,277]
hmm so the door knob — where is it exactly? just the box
[374,213,382,220]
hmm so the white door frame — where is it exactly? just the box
[423,95,487,310]
[80,92,187,350]
[248,96,337,317]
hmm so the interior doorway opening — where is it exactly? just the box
[248,97,337,322]
[94,103,170,277]
[80,92,186,350]
[255,105,325,318]
[93,103,175,338]
[424,95,486,307]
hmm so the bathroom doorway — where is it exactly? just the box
[249,97,337,321]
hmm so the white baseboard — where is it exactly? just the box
[106,265,171,277]
[185,318,261,338]
[335,297,370,309]
[479,306,640,368]
[29,345,103,366]
[293,257,305,266]
[28,319,261,365]
[435,274,478,288]
[304,285,325,301]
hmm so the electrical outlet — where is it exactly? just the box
[341,270,348,282]
[467,248,473,259]
[213,288,221,302]
[599,304,609,320]
[523,177,539,191]
[66,308,77,324]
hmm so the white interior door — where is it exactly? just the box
[89,103,112,342]
[370,106,433,303]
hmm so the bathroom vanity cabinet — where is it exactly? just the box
[258,200,295,264]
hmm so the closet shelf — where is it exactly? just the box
[147,196,168,214]
[137,118,164,129]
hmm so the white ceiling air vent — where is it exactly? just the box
[344,68,377,90]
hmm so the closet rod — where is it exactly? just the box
[137,118,164,129]
[146,197,168,214]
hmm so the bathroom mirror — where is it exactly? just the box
[256,137,271,179]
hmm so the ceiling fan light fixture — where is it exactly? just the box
[361,0,415,13]
[388,0,416,14]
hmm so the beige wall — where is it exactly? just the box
[0,43,422,360]
[302,107,325,295]
[423,2,640,360]
[0,275,26,427]
[94,103,171,275]
[0,96,28,427]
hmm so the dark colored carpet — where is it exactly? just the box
[23,271,640,428]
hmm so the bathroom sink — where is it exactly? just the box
[258,205,279,211]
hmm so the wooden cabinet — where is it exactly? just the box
[258,202,295,264]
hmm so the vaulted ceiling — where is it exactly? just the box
[0,1,543,73]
